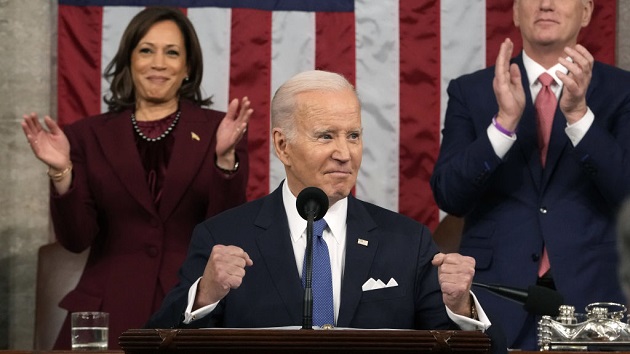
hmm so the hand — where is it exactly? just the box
[557,44,593,124]
[194,245,253,310]
[492,38,526,132]
[21,113,71,170]
[215,97,253,170]
[432,252,475,317]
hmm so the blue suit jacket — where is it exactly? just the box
[148,184,454,329]
[431,55,630,349]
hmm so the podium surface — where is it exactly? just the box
[119,328,490,353]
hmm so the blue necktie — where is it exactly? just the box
[302,219,334,327]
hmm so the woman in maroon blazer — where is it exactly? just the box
[21,7,252,349]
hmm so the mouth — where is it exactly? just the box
[535,18,559,25]
[146,76,169,84]
[325,170,353,178]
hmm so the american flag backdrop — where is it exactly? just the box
[56,0,617,230]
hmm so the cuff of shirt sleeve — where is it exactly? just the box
[487,123,516,159]
[183,277,219,324]
[565,107,594,146]
[445,292,491,331]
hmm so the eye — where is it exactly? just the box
[320,133,333,140]
[349,132,361,140]
[138,47,152,54]
[166,49,180,57]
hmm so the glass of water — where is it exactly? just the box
[71,312,109,351]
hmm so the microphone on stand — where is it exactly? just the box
[472,282,564,316]
[296,187,329,330]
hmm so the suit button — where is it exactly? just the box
[532,253,540,262]
[147,246,159,257]
[539,207,547,214]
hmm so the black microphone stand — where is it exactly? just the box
[302,214,314,329]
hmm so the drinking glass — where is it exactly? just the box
[71,312,109,351]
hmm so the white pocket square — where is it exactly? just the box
[362,277,399,291]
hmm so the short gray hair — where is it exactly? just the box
[271,70,357,141]
[618,199,630,299]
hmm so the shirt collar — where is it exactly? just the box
[522,49,568,88]
[282,180,347,246]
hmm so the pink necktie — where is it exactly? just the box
[535,73,556,277]
[535,73,557,167]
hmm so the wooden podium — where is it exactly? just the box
[119,328,490,353]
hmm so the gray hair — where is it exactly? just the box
[271,70,357,142]
[618,199,630,300]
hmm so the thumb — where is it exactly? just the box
[431,252,445,267]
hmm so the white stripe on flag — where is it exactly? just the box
[440,0,486,132]
[101,6,143,113]
[355,0,400,212]
[189,7,232,112]
[269,11,315,191]
[439,0,486,220]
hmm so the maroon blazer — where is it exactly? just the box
[50,99,248,349]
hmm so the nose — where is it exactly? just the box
[151,52,166,69]
[332,139,351,162]
[539,0,553,10]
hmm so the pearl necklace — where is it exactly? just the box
[131,110,181,142]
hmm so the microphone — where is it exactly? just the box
[296,187,329,330]
[472,282,564,316]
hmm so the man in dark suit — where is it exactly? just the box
[147,70,506,352]
[430,0,630,350]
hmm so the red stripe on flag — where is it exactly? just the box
[486,0,521,67]
[315,12,356,85]
[579,0,616,65]
[229,8,272,200]
[57,5,103,126]
[399,0,440,230]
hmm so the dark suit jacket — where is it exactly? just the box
[147,184,507,353]
[50,99,248,349]
[430,55,630,349]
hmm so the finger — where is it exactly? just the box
[559,55,583,77]
[574,44,594,65]
[22,113,40,133]
[431,252,445,266]
[44,116,62,135]
[236,98,252,126]
[495,38,513,76]
[509,63,522,86]
[220,245,253,265]
[225,98,240,121]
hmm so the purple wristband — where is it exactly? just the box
[492,116,515,137]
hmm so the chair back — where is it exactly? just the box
[34,242,88,350]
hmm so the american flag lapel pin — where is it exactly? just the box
[357,238,368,247]
[191,132,200,141]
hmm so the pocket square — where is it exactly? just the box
[362,277,399,291]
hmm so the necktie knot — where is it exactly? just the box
[538,72,554,88]
[313,219,327,238]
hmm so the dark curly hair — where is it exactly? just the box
[103,7,211,112]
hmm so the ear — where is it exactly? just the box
[581,0,594,28]
[272,128,291,167]
[513,0,520,28]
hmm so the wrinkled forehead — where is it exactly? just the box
[294,90,361,123]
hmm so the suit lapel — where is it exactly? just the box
[158,101,215,220]
[254,186,305,324]
[92,111,157,215]
[337,196,379,327]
